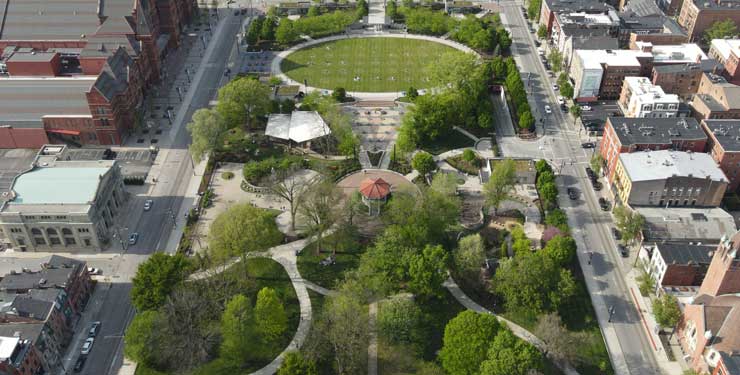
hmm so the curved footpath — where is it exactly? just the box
[270,32,479,100]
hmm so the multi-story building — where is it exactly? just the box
[547,9,620,67]
[613,150,728,207]
[699,231,740,297]
[713,352,740,375]
[637,206,737,243]
[0,326,47,375]
[651,60,723,97]
[0,146,126,252]
[709,39,740,85]
[645,242,715,289]
[539,0,614,36]
[677,0,740,43]
[599,117,707,179]
[619,12,688,48]
[702,120,740,191]
[618,77,680,117]
[691,73,740,121]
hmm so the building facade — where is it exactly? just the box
[645,242,714,289]
[691,73,740,121]
[699,232,740,297]
[677,0,740,43]
[613,150,728,207]
[702,120,740,191]
[651,60,723,98]
[619,76,680,118]
[709,39,740,85]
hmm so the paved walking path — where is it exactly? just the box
[443,277,581,375]
[453,126,480,142]
[368,302,379,375]
[304,280,336,296]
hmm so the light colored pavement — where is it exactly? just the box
[443,277,579,375]
[498,1,669,373]
[368,302,379,375]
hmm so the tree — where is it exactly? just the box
[431,172,459,197]
[131,252,192,311]
[332,87,347,102]
[703,19,739,44]
[266,166,310,231]
[560,81,574,99]
[356,0,369,18]
[386,0,398,20]
[455,234,486,275]
[124,310,161,366]
[484,158,517,212]
[254,287,288,343]
[557,72,569,88]
[569,104,582,125]
[612,205,645,244]
[378,298,424,346]
[300,179,342,255]
[216,77,271,129]
[260,16,276,40]
[519,110,535,130]
[510,225,532,256]
[538,182,558,210]
[590,154,604,177]
[462,149,477,164]
[683,370,701,375]
[493,252,567,314]
[307,5,320,16]
[187,108,227,161]
[548,50,563,73]
[408,244,450,299]
[479,328,543,375]
[278,351,318,375]
[652,294,681,329]
[208,203,283,272]
[276,19,297,46]
[412,151,436,180]
[542,235,576,266]
[312,293,369,374]
[636,262,655,296]
[527,0,542,20]
[220,294,255,366]
[246,17,263,45]
[533,313,577,363]
[544,208,568,232]
[537,25,547,39]
[439,311,502,375]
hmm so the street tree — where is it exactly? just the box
[266,166,310,231]
[537,25,547,39]
[220,294,255,366]
[560,81,574,99]
[533,313,577,363]
[439,310,502,375]
[612,205,645,244]
[378,298,425,346]
[412,151,437,180]
[124,310,162,367]
[131,252,192,311]
[703,19,739,44]
[519,110,535,130]
[260,16,276,40]
[246,17,263,45]
[548,50,563,73]
[208,203,283,270]
[479,328,543,375]
[254,287,288,344]
[590,154,604,176]
[652,294,682,329]
[216,77,271,129]
[544,208,568,232]
[483,158,517,213]
[408,244,450,299]
[187,108,227,162]
[557,72,569,88]
[300,179,342,255]
[278,351,318,375]
[569,104,582,125]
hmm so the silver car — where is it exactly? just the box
[81,337,95,355]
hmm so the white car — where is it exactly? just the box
[582,105,593,111]
[544,105,552,114]
[552,84,559,91]
[87,267,102,275]
[81,338,95,355]
[557,96,565,105]
[143,199,153,211]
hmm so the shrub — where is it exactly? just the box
[221,171,234,180]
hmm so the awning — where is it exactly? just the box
[46,129,80,136]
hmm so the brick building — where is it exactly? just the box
[709,39,740,85]
[0,326,47,375]
[699,232,740,297]
[539,0,614,36]
[618,76,680,118]
[677,0,740,43]
[691,73,740,121]
[702,120,740,192]
[619,12,688,48]
[652,60,724,98]
[645,242,715,289]
[677,293,740,373]
[599,117,707,180]
[713,352,740,375]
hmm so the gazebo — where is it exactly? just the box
[358,177,391,216]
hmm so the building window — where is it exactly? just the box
[695,188,701,196]
[31,228,42,235]
[77,228,90,233]
[34,237,46,245]
[64,237,76,245]
[99,118,110,127]
[40,215,51,220]
[62,228,73,236]
[49,237,61,245]
[16,238,25,245]
[56,216,67,220]
[83,239,91,246]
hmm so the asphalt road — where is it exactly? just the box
[499,1,663,374]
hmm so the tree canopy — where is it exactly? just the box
[612,205,645,244]
[479,328,543,375]
[439,311,502,375]
[254,287,288,344]
[187,108,227,161]
[484,158,517,210]
[408,244,450,299]
[215,77,271,128]
[652,294,681,328]
[412,151,437,177]
[208,203,283,262]
[220,294,255,365]
[131,252,192,311]
[704,19,739,44]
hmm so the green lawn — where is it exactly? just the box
[297,232,367,289]
[421,129,475,155]
[280,37,464,92]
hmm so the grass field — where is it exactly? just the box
[280,37,464,92]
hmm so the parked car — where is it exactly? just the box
[582,105,593,111]
[74,356,86,372]
[585,166,595,179]
[567,187,579,200]
[552,84,559,91]
[557,96,565,105]
[88,321,101,337]
[128,233,139,245]
[87,267,101,275]
[618,245,629,257]
[81,338,95,355]
[599,197,610,211]
[143,199,153,211]
[544,105,552,114]
[612,228,621,240]
[581,142,595,149]
[592,181,603,191]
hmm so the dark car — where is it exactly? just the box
[74,356,86,373]
[592,181,603,191]
[618,245,629,258]
[561,104,568,112]
[567,187,579,200]
[612,228,621,240]
[581,142,595,149]
[585,167,595,178]
[599,197,610,211]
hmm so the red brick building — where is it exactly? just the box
[713,352,740,375]
[652,60,724,98]
[599,117,707,181]
[709,39,740,86]
[691,73,740,121]
[701,120,740,192]
[645,242,715,289]
[677,0,740,43]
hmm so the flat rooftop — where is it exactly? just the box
[0,78,95,127]
[619,150,727,182]
[607,117,706,146]
[637,207,737,241]
[710,39,740,61]
[655,242,715,265]
[9,164,112,205]
[645,43,708,64]
[576,49,648,69]
[623,76,679,102]
[703,120,740,152]
[0,149,37,206]
[0,0,101,41]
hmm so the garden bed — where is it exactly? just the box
[445,154,482,175]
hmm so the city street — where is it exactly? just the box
[498,1,664,374]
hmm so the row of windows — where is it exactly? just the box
[23,215,67,220]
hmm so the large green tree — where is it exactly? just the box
[612,205,645,244]
[455,234,486,275]
[703,19,739,44]
[300,179,343,255]
[131,252,192,311]
[312,293,369,374]
[378,298,425,346]
[439,311,502,375]
[220,294,255,366]
[124,310,162,367]
[208,203,283,265]
[479,328,543,375]
[412,151,437,180]
[278,351,318,375]
[483,158,517,212]
[215,77,271,129]
[187,108,227,161]
[408,244,450,299]
[542,235,576,266]
[254,287,288,344]
[652,293,682,329]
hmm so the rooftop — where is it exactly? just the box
[719,352,740,374]
[576,49,648,69]
[0,255,85,292]
[654,242,715,265]
[545,0,613,13]
[265,111,331,143]
[0,324,43,344]
[359,178,391,199]
[0,337,20,361]
[606,117,706,146]
[652,59,723,74]
[572,35,619,50]
[690,0,740,10]
[636,42,708,64]
[0,0,101,41]
[558,10,620,26]
[623,76,679,102]
[710,39,740,61]
[690,293,740,355]
[9,163,113,205]
[636,207,737,241]
[703,120,740,151]
[6,51,58,63]
[0,77,95,127]
[619,150,727,182]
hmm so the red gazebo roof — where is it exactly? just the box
[359,177,391,199]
